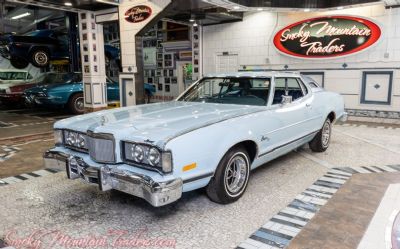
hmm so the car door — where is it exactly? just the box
[257,77,319,161]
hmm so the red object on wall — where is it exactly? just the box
[273,16,381,58]
[125,5,152,23]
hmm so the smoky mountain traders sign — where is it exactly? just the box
[273,16,381,58]
[125,5,152,23]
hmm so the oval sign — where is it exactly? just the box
[125,5,152,23]
[273,16,381,58]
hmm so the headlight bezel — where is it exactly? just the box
[54,129,63,146]
[122,141,173,174]
[62,129,89,152]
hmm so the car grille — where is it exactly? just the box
[87,133,115,163]
[0,46,9,58]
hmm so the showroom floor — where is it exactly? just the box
[0,110,399,249]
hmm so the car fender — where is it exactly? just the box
[164,115,261,192]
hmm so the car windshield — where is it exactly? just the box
[24,30,51,37]
[177,77,271,106]
[0,72,26,81]
[41,73,82,84]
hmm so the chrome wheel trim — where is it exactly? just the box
[34,51,48,66]
[74,97,84,112]
[223,152,249,197]
[322,120,331,148]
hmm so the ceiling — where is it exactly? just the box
[162,0,243,26]
[6,0,119,12]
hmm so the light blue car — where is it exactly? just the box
[44,72,347,207]
[24,72,156,114]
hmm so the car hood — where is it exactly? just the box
[24,83,69,94]
[55,102,266,148]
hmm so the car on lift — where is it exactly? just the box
[24,72,156,114]
[0,69,39,106]
[0,29,120,69]
[44,72,347,207]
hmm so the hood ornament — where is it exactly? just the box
[100,116,107,126]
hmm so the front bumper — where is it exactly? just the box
[43,150,183,207]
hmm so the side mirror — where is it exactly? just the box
[281,95,292,105]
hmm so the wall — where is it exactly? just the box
[202,4,400,117]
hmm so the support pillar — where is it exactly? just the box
[78,11,107,112]
[118,0,171,106]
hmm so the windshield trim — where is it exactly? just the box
[177,76,272,107]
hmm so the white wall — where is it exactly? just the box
[202,4,400,115]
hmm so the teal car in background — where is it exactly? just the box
[24,72,156,114]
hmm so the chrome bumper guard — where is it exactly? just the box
[43,151,183,207]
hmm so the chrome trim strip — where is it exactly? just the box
[258,130,319,158]
[261,115,322,137]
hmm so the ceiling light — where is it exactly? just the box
[193,22,198,27]
[189,19,195,22]
[233,6,240,10]
[304,8,311,12]
[11,12,31,20]
[257,8,263,11]
[337,6,344,10]
[65,2,72,6]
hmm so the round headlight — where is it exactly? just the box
[133,145,145,162]
[148,147,161,166]
[76,134,86,148]
[66,132,77,145]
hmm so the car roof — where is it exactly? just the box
[203,71,301,78]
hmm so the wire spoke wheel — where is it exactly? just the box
[224,154,248,195]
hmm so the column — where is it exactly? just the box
[118,0,171,106]
[78,11,107,112]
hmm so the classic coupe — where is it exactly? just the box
[44,72,347,207]
[0,29,120,69]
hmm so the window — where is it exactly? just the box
[178,77,271,106]
[273,77,304,105]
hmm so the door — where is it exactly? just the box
[258,77,316,160]
[106,78,119,102]
[216,54,238,73]
[176,61,193,97]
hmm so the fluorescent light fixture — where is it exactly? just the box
[65,2,72,6]
[95,0,120,6]
[193,22,198,27]
[337,6,344,10]
[304,8,311,12]
[257,8,263,11]
[11,12,31,20]
[189,19,195,22]
[233,6,240,9]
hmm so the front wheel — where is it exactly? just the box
[68,93,85,114]
[206,146,250,204]
[10,56,29,69]
[31,50,50,68]
[309,118,332,152]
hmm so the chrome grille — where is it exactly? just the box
[87,134,115,163]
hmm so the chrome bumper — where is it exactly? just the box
[43,150,183,207]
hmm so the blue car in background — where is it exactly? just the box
[0,29,121,69]
[24,72,155,114]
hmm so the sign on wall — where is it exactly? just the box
[273,16,381,58]
[125,5,152,23]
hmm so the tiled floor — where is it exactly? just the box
[288,172,400,249]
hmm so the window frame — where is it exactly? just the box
[271,76,310,106]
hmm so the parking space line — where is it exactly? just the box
[0,169,60,187]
